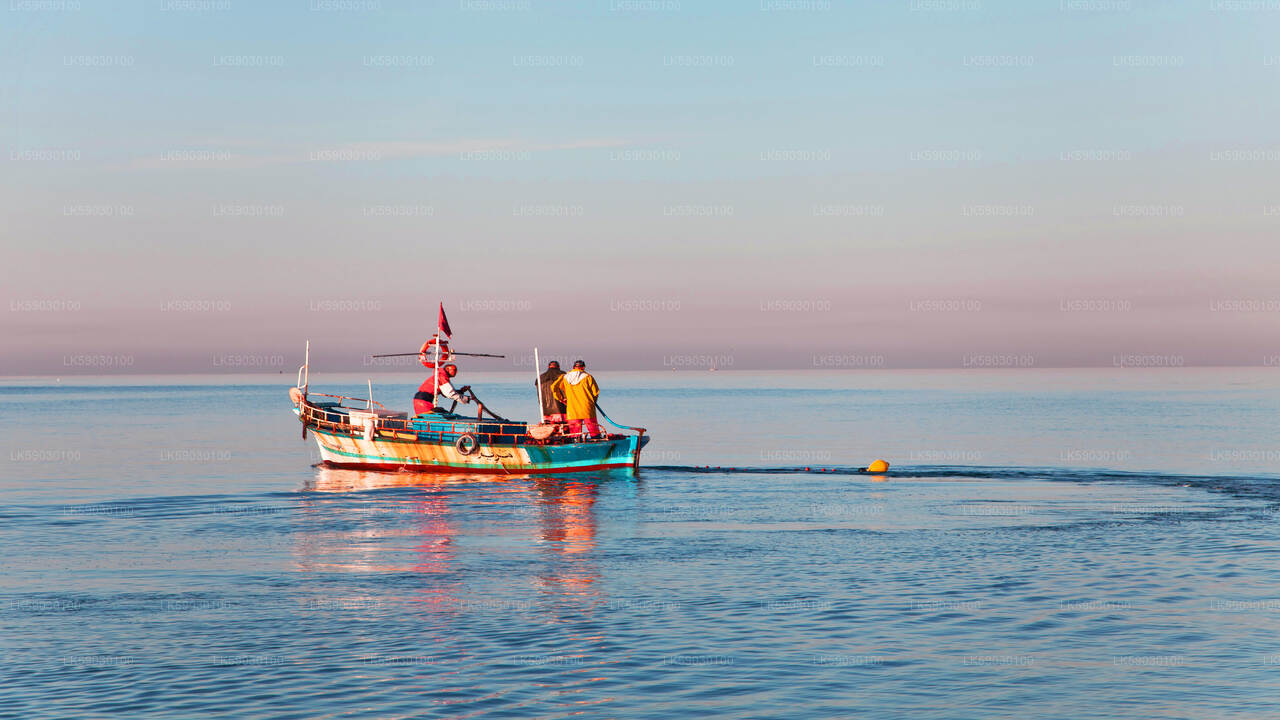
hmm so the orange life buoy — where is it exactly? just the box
[419,337,452,368]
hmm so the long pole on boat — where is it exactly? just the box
[534,347,543,423]
[432,331,441,409]
[300,339,311,441]
[370,351,504,359]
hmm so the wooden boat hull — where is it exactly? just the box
[310,425,648,474]
[293,403,649,475]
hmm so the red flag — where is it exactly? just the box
[437,302,453,338]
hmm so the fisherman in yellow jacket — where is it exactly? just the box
[552,359,602,437]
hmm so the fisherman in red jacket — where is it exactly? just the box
[413,363,471,415]
[413,337,472,415]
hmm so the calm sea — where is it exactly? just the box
[3,368,1279,718]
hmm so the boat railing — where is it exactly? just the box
[307,392,389,410]
[300,396,534,444]
[299,395,616,447]
[411,419,535,447]
[299,395,415,436]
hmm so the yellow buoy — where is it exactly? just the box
[866,459,890,473]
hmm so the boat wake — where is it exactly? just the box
[646,464,1280,503]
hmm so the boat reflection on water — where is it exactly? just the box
[302,466,530,493]
[297,466,616,612]
[530,477,600,599]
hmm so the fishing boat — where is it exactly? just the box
[287,339,650,475]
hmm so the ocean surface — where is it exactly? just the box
[3,368,1280,718]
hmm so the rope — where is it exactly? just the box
[439,389,512,423]
[594,402,645,434]
[466,389,513,423]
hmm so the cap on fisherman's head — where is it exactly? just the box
[547,360,560,369]
[573,359,585,369]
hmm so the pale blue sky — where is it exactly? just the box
[4,0,1280,373]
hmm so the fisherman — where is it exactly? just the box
[537,360,567,423]
[552,360,601,437]
[413,362,471,415]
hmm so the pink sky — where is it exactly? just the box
[5,3,1280,373]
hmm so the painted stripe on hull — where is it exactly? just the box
[318,459,636,474]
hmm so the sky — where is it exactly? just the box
[3,0,1280,374]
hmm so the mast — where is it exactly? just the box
[432,331,441,410]
[534,347,544,423]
